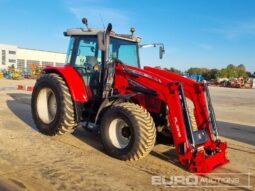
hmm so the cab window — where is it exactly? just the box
[109,38,139,68]
[74,37,102,68]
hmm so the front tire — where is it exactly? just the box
[31,73,77,135]
[100,102,156,161]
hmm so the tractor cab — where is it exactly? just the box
[64,23,141,98]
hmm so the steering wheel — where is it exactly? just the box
[74,66,87,75]
[84,62,93,71]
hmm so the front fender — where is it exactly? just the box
[43,65,89,102]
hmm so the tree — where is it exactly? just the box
[237,64,245,71]
[164,67,182,75]
[165,64,250,80]
[203,69,219,80]
[236,64,247,77]
[246,71,252,77]
[217,68,228,78]
[217,64,248,78]
[227,64,235,69]
[186,67,216,79]
[186,67,205,75]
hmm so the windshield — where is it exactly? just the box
[109,37,139,68]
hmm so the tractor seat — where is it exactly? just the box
[86,56,98,66]
[83,56,101,97]
[82,56,98,84]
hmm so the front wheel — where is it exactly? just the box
[100,102,156,161]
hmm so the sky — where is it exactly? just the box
[0,0,254,72]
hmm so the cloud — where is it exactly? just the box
[62,0,131,33]
[206,18,255,39]
[196,43,213,50]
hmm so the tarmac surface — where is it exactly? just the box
[209,86,255,146]
[0,79,254,190]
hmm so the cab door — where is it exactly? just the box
[72,36,103,98]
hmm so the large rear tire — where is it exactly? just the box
[31,73,77,135]
[100,102,156,161]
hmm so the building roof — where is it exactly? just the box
[18,47,66,54]
[0,43,65,54]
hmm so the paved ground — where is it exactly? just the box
[210,86,255,146]
[0,79,254,190]
[217,121,255,146]
[210,86,255,127]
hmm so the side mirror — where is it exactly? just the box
[159,46,165,59]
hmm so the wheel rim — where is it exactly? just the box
[108,118,131,149]
[36,87,57,124]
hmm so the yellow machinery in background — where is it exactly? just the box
[12,68,22,80]
[29,64,43,79]
[0,71,3,78]
[1,64,43,80]
[7,65,22,80]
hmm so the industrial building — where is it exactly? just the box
[0,43,66,70]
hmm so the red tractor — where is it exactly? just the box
[31,18,228,173]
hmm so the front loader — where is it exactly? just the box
[31,18,228,173]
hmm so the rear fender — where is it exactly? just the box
[43,65,89,122]
[43,65,88,102]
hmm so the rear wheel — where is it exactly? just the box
[100,102,156,161]
[31,73,77,135]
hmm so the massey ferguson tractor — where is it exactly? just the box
[31,18,228,173]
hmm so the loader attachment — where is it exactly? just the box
[139,66,229,173]
[167,82,229,173]
[189,140,228,174]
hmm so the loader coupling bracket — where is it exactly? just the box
[188,140,229,174]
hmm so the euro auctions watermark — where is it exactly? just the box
[151,173,252,188]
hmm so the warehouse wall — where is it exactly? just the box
[17,48,66,68]
[0,43,66,70]
[0,44,18,69]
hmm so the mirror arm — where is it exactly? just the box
[139,43,165,59]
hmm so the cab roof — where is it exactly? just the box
[64,28,142,43]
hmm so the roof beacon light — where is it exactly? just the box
[130,27,135,35]
[82,17,89,30]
